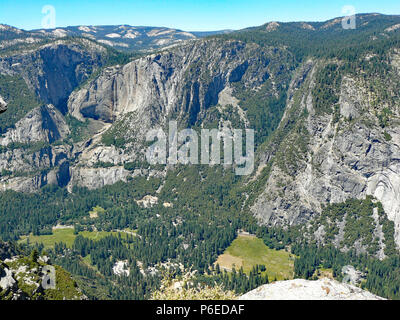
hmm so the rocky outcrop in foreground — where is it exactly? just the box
[0,241,86,300]
[239,278,385,300]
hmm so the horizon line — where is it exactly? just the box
[1,12,399,33]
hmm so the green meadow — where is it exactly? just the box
[19,228,129,249]
[216,235,295,281]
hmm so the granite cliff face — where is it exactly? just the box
[64,39,292,188]
[0,38,107,191]
[0,38,292,191]
[68,39,286,124]
[0,39,106,114]
[251,52,400,246]
[0,104,69,145]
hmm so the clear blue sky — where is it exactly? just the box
[1,0,399,31]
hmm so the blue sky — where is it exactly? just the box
[1,0,399,31]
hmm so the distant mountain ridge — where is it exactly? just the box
[0,23,232,52]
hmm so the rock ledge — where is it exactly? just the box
[239,278,385,300]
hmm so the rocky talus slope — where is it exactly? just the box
[239,278,385,300]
